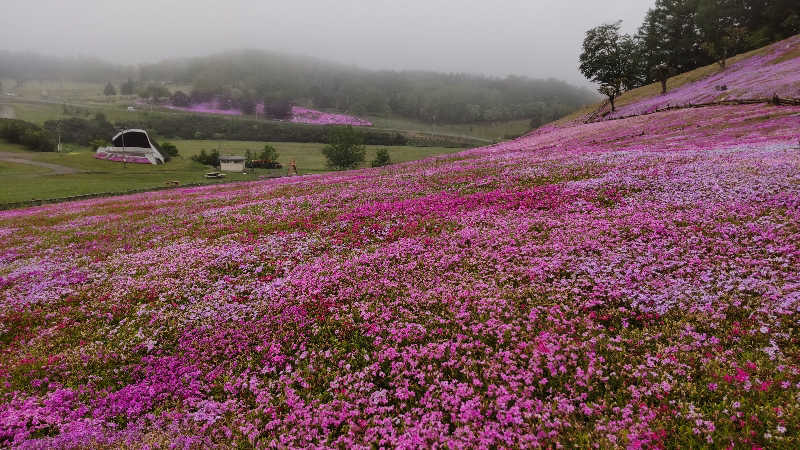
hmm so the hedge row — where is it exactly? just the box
[0,119,56,152]
[124,115,409,146]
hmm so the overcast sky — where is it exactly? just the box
[0,0,650,86]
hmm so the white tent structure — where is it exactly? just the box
[95,129,165,165]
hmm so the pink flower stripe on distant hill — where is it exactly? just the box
[289,107,372,126]
[165,102,372,126]
[2,101,799,448]
[608,35,800,119]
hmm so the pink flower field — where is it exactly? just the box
[1,45,800,448]
[165,102,372,127]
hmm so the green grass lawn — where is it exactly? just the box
[0,141,257,205]
[0,159,53,177]
[171,140,460,174]
[366,115,531,141]
[0,139,463,206]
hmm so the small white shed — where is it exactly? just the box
[219,155,246,172]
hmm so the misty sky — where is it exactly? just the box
[0,0,650,86]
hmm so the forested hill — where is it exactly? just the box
[0,51,132,83]
[140,50,597,125]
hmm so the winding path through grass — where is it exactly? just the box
[0,151,80,174]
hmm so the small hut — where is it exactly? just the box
[219,155,246,172]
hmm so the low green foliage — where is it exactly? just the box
[191,148,220,167]
[322,126,366,170]
[371,148,392,167]
[158,141,179,161]
[0,118,55,152]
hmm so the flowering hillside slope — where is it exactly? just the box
[605,35,800,119]
[1,100,798,448]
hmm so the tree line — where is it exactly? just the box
[1,49,595,127]
[0,119,55,152]
[579,0,799,111]
[136,50,595,125]
[0,51,132,84]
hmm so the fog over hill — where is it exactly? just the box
[0,0,650,86]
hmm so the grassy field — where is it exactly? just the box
[171,140,459,173]
[367,115,533,141]
[0,139,462,205]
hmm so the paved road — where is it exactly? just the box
[0,151,80,174]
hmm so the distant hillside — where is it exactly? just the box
[140,50,596,126]
[0,51,133,84]
[0,50,596,128]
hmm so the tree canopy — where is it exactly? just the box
[581,0,799,94]
[322,126,366,170]
[579,22,640,112]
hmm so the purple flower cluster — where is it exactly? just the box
[165,102,373,126]
[1,45,800,447]
[94,152,151,164]
[289,107,372,126]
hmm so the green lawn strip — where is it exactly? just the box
[0,138,464,205]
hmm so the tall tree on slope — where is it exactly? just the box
[636,0,705,93]
[697,0,749,68]
[579,22,641,113]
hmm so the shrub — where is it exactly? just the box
[263,100,293,119]
[247,160,282,169]
[371,148,392,167]
[88,139,108,150]
[171,91,191,107]
[158,142,179,162]
[191,148,220,167]
[322,126,366,170]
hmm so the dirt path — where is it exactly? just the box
[0,104,16,119]
[0,151,81,174]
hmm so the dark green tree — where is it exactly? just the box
[171,90,190,106]
[240,96,256,115]
[322,126,366,170]
[140,84,170,102]
[697,0,748,68]
[103,82,116,96]
[579,22,641,112]
[120,78,135,95]
[263,100,293,119]
[158,142,179,162]
[371,148,392,167]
